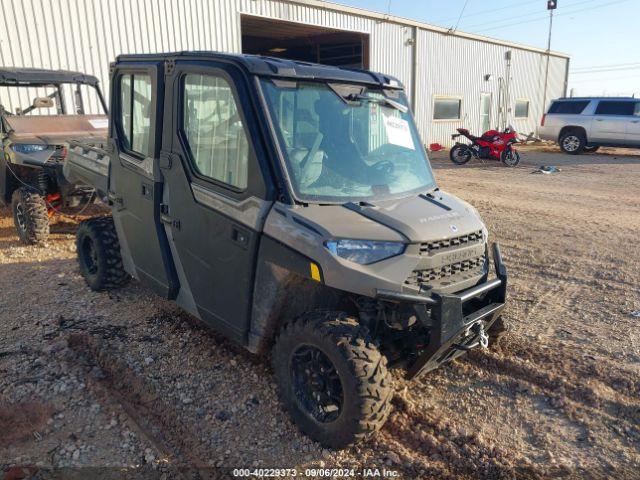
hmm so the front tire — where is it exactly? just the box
[449,145,472,165]
[272,311,393,448]
[501,148,521,167]
[76,216,130,291]
[11,187,49,245]
[559,131,586,155]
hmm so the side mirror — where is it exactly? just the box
[33,97,54,109]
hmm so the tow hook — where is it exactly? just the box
[472,322,489,349]
[453,322,489,351]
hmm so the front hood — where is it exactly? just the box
[283,190,485,244]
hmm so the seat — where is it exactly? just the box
[288,148,324,189]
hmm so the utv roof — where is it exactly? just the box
[0,67,100,87]
[115,51,404,89]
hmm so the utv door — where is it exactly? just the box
[161,63,272,342]
[108,63,177,298]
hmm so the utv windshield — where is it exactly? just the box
[260,79,436,203]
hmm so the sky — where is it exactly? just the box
[328,0,640,97]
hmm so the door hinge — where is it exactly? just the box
[159,152,173,170]
[164,59,175,76]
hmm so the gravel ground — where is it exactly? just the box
[0,146,639,479]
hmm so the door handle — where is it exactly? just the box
[160,214,181,230]
[160,204,181,230]
[595,119,604,122]
[631,120,640,123]
[232,226,250,248]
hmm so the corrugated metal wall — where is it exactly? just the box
[414,29,568,145]
[0,0,568,146]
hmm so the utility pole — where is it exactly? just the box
[541,0,557,110]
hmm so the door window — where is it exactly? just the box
[480,93,491,132]
[548,100,590,114]
[594,101,635,116]
[119,74,153,156]
[182,74,249,190]
[514,99,529,118]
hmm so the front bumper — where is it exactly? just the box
[376,242,507,380]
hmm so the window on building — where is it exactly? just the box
[515,99,530,118]
[594,100,636,116]
[548,100,590,114]
[119,74,152,157]
[433,97,462,120]
[182,73,249,190]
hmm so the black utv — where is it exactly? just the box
[0,68,108,244]
[65,52,508,448]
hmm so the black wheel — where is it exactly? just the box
[11,187,49,245]
[500,148,521,167]
[449,145,472,165]
[76,216,130,291]
[559,131,586,155]
[272,311,393,448]
[487,316,509,347]
[584,145,600,153]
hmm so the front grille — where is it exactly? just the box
[419,230,483,255]
[406,254,486,285]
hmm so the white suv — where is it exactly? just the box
[539,97,640,154]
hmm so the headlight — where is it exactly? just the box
[325,239,405,265]
[12,144,48,154]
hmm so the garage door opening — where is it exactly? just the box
[241,15,369,69]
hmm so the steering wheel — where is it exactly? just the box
[371,160,394,175]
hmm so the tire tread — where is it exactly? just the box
[272,311,393,448]
[11,187,49,245]
[76,216,130,291]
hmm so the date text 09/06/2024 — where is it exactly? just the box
[232,468,400,477]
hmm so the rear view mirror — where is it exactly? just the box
[33,97,54,109]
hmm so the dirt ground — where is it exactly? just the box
[0,145,639,479]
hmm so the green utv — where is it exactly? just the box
[0,68,108,244]
[64,52,508,448]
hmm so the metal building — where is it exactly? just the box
[0,0,569,146]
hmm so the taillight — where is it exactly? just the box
[541,114,546,126]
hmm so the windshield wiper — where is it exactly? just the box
[345,93,408,113]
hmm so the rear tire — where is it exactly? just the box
[76,216,130,291]
[272,311,393,448]
[449,145,472,165]
[559,131,586,155]
[11,187,49,245]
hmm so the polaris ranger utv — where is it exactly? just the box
[0,68,108,244]
[66,52,508,448]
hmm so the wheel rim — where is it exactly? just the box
[81,236,99,275]
[504,150,520,166]
[15,202,26,233]
[290,345,344,423]
[562,135,580,152]
[453,148,470,162]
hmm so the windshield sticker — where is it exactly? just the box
[382,113,415,150]
[89,118,109,129]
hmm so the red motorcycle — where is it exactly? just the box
[449,125,520,167]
